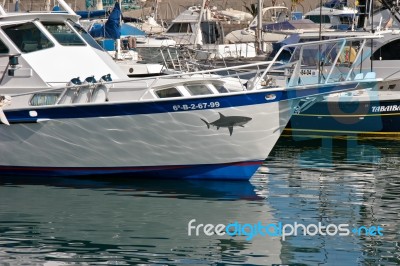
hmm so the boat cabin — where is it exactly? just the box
[164,8,224,45]
[0,12,127,93]
[304,6,358,29]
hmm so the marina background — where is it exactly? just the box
[5,0,321,21]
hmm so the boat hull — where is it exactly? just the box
[0,161,263,179]
[287,97,400,136]
[0,91,294,179]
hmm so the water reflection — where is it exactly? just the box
[262,136,400,265]
[0,136,399,265]
[0,176,281,265]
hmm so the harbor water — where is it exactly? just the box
[0,135,399,265]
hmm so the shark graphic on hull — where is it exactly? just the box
[201,112,252,136]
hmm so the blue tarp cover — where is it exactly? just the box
[120,24,145,36]
[76,10,107,19]
[323,0,347,8]
[89,2,121,39]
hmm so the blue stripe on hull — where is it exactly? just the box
[0,161,263,180]
[4,84,354,123]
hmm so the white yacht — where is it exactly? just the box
[163,6,257,60]
[0,1,380,179]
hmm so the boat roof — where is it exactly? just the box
[305,6,358,16]
[0,12,80,23]
[261,19,320,32]
[170,9,202,23]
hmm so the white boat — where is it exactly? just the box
[125,16,166,35]
[287,28,400,136]
[304,1,358,30]
[217,8,253,22]
[0,1,380,179]
[269,7,400,136]
[163,4,257,60]
[224,6,293,45]
[225,1,358,47]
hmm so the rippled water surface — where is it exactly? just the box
[0,136,399,265]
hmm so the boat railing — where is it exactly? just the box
[6,36,382,104]
[6,60,275,101]
[157,36,382,92]
[252,35,382,90]
[159,45,207,74]
[158,44,270,86]
[138,60,275,99]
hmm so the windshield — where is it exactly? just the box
[67,20,104,51]
[42,21,86,46]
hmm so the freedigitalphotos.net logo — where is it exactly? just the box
[188,219,384,241]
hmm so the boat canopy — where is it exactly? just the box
[260,19,318,32]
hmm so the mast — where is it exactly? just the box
[154,0,159,22]
[193,0,207,48]
[45,0,51,11]
[96,0,103,10]
[115,0,122,60]
[57,0,76,14]
[256,0,263,54]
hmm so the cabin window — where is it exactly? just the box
[305,15,331,24]
[216,85,229,93]
[30,92,61,106]
[372,39,400,60]
[167,23,192,33]
[2,22,54,53]
[200,22,221,44]
[42,22,85,46]
[155,87,182,98]
[0,39,9,53]
[339,15,354,25]
[186,84,212,95]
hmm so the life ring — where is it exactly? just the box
[338,46,357,64]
